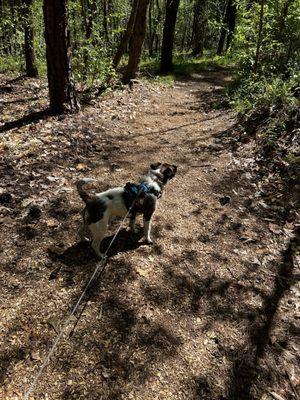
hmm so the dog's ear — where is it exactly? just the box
[150,162,161,170]
[164,165,177,180]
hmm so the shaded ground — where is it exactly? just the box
[0,71,299,400]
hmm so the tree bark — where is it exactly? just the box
[160,0,180,73]
[122,0,150,83]
[23,0,38,77]
[192,0,207,57]
[113,0,139,69]
[43,0,79,113]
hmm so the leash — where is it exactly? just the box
[24,188,144,400]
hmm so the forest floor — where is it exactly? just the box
[0,70,299,400]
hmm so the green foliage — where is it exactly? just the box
[141,53,234,78]
[228,0,300,117]
[231,72,300,114]
[0,54,23,73]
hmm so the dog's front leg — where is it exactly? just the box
[143,194,156,244]
[143,218,153,244]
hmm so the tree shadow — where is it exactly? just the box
[0,346,27,385]
[48,228,146,281]
[0,74,26,93]
[0,96,40,107]
[227,228,299,399]
[60,295,182,399]
[0,109,51,134]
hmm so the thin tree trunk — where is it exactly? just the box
[217,0,231,55]
[253,0,265,73]
[192,0,207,57]
[153,0,161,54]
[43,0,79,113]
[23,0,38,77]
[0,0,5,54]
[225,0,237,51]
[122,0,150,83]
[113,0,139,69]
[102,0,109,45]
[160,0,180,73]
[81,0,95,80]
[148,0,154,56]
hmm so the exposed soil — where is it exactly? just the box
[0,71,299,400]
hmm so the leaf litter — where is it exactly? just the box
[0,72,299,400]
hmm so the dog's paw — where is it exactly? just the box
[145,238,154,245]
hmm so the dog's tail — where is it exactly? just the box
[76,178,97,204]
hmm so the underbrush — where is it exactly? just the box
[140,53,235,80]
[0,55,23,74]
[229,70,300,222]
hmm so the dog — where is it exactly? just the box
[76,162,177,258]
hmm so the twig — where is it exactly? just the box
[190,164,211,168]
[226,266,238,280]
[285,368,299,399]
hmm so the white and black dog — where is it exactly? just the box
[76,162,177,258]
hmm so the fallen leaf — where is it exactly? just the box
[136,266,148,277]
[46,218,59,227]
[268,222,281,235]
[30,351,42,362]
[76,163,88,171]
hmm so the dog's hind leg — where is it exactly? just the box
[89,214,109,259]
[129,211,138,234]
[78,224,90,242]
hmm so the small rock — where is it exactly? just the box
[0,192,12,205]
[219,196,231,206]
[102,370,111,379]
[28,205,42,220]
[48,245,64,255]
[229,222,242,230]
[198,234,210,243]
[18,225,37,240]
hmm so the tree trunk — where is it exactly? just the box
[217,0,230,55]
[43,0,79,113]
[102,0,109,45]
[81,0,96,80]
[23,0,38,77]
[148,0,154,57]
[192,0,207,57]
[160,0,180,73]
[122,0,150,83]
[253,0,265,73]
[113,0,139,69]
[225,0,237,51]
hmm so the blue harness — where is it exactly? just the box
[124,182,151,200]
[124,181,161,204]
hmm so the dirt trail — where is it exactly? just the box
[0,72,299,400]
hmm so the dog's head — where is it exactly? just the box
[150,162,177,183]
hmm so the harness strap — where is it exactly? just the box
[124,182,161,201]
